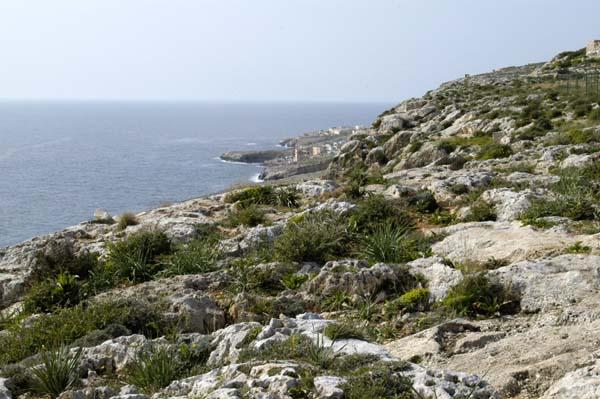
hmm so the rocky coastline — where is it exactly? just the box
[2,46,600,398]
[220,126,365,182]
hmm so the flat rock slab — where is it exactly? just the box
[432,221,583,264]
[489,254,600,313]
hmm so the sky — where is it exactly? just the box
[0,1,599,102]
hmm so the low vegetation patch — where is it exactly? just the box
[225,204,268,227]
[160,237,221,277]
[340,361,414,399]
[117,212,139,230]
[103,230,173,284]
[357,223,429,264]
[476,143,513,160]
[0,299,171,365]
[29,345,82,399]
[463,200,497,222]
[385,288,430,315]
[225,185,300,208]
[324,322,370,342]
[521,164,600,224]
[441,275,518,317]
[566,241,592,254]
[275,211,352,263]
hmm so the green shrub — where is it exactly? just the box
[349,195,414,234]
[589,108,600,121]
[358,224,426,263]
[340,361,414,399]
[117,212,139,230]
[384,288,430,317]
[520,199,569,225]
[226,204,267,227]
[547,128,600,146]
[521,165,599,223]
[441,275,518,317]
[104,230,172,283]
[225,186,274,204]
[0,299,169,365]
[275,211,352,263]
[449,183,469,195]
[407,190,440,213]
[274,187,301,208]
[324,322,370,342]
[227,259,297,295]
[30,345,82,399]
[566,241,591,254]
[322,291,351,311]
[160,238,220,277]
[333,353,380,374]
[281,273,309,290]
[476,144,512,160]
[225,186,299,208]
[464,200,497,222]
[408,141,423,153]
[28,240,99,286]
[23,272,85,313]
[126,346,183,393]
[426,209,457,226]
[436,140,457,154]
[397,288,430,312]
[447,154,470,170]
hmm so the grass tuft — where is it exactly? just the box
[29,345,82,399]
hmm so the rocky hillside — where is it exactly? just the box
[2,48,600,399]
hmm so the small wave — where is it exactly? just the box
[246,142,257,146]
[216,157,252,165]
[250,173,264,183]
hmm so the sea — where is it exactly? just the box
[0,101,391,248]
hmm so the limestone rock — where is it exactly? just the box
[304,261,402,299]
[383,184,417,199]
[488,255,600,313]
[295,180,339,197]
[93,209,112,222]
[407,256,463,301]
[220,223,284,256]
[432,222,579,264]
[365,146,387,165]
[479,188,536,222]
[385,319,479,360]
[406,363,500,399]
[0,378,11,399]
[542,361,600,399]
[167,290,226,333]
[313,376,345,399]
[383,130,413,158]
[207,323,262,366]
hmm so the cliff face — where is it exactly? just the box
[2,49,600,398]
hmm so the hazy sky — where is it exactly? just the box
[0,1,599,102]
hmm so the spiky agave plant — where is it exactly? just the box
[358,223,417,263]
[30,345,82,399]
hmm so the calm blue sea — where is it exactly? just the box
[0,101,389,247]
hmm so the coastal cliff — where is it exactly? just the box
[3,47,600,398]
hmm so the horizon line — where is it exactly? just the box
[0,98,398,105]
